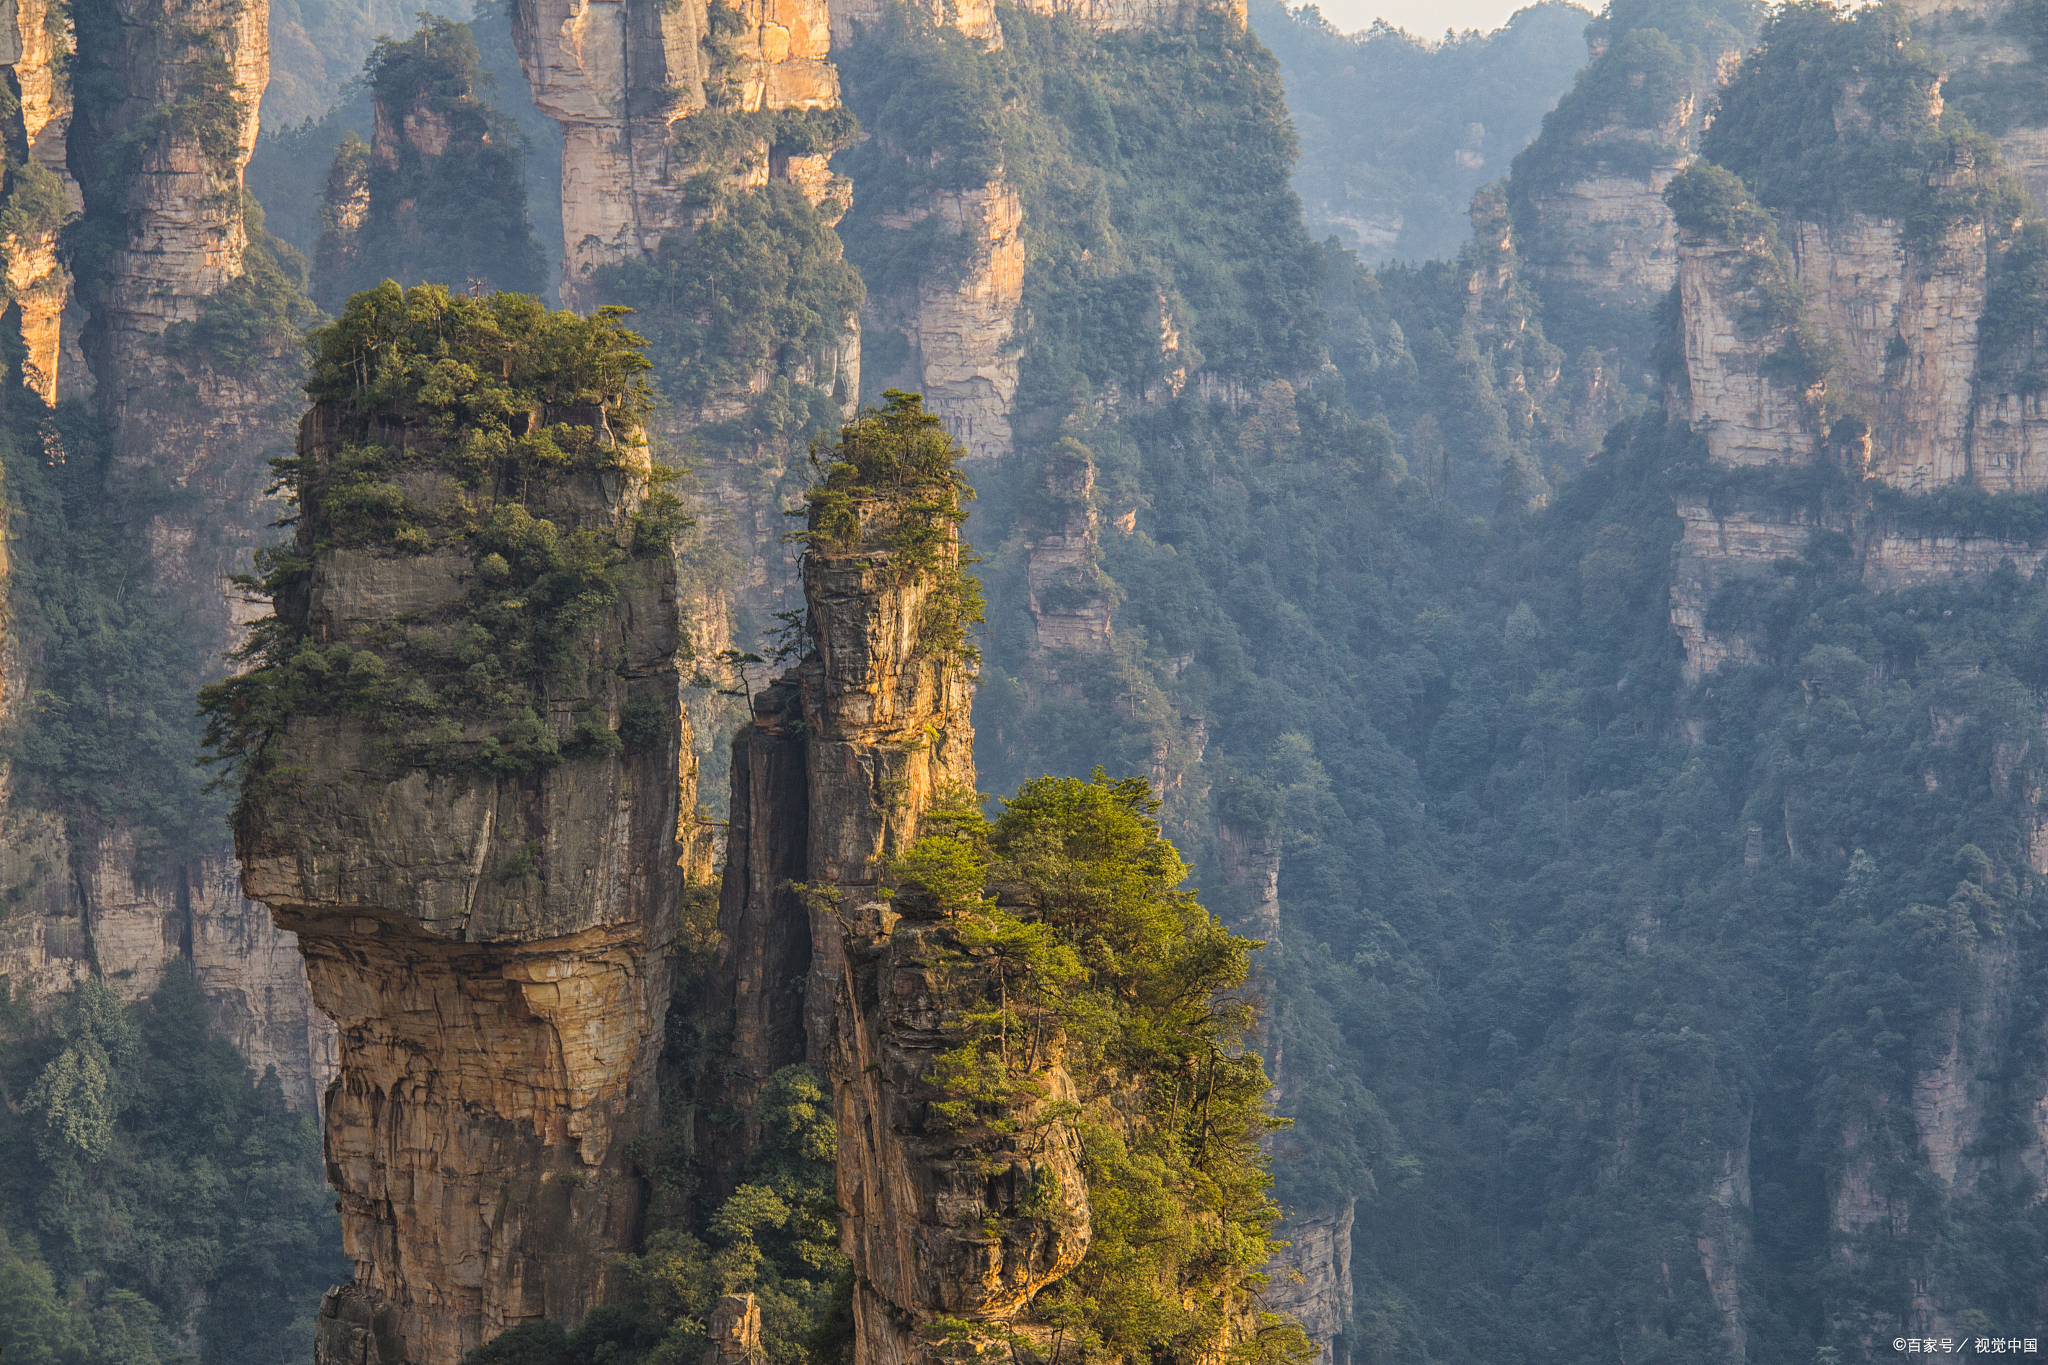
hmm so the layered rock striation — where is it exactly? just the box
[230,297,689,1365]
[0,0,331,1101]
[1505,8,1752,361]
[513,0,840,304]
[704,396,1108,1365]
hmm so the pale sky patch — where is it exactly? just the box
[1302,0,1572,39]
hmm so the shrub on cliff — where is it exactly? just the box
[200,282,682,789]
[1701,0,2000,251]
[588,181,863,419]
[800,389,986,662]
[895,773,1311,1365]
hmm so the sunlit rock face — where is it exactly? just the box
[237,401,689,1365]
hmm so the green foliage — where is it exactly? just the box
[312,14,547,307]
[1509,0,1757,202]
[1662,161,1839,396]
[199,283,678,784]
[0,159,74,264]
[461,1066,848,1365]
[1663,161,1776,240]
[801,390,984,660]
[3,403,231,852]
[837,1,1324,411]
[1251,0,1589,263]
[893,776,1308,1365]
[1701,1,2000,252]
[0,968,344,1365]
[166,197,321,374]
[587,182,862,414]
[1980,215,2048,390]
[262,0,437,127]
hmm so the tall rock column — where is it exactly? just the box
[0,0,82,402]
[229,294,689,1365]
[702,394,1088,1365]
[513,0,840,306]
[0,0,338,1102]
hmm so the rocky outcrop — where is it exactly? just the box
[708,414,1120,1365]
[1520,168,1685,335]
[1024,439,1112,652]
[1670,195,2048,675]
[237,399,688,1365]
[69,0,265,367]
[1793,215,1982,491]
[0,0,83,403]
[885,182,1022,463]
[0,0,337,1107]
[1695,1133,1751,1365]
[1267,1202,1354,1365]
[833,904,1091,1365]
[1669,497,1821,683]
[1674,225,1818,470]
[513,0,839,303]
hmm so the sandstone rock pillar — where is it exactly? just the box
[237,394,689,1365]
[511,0,840,307]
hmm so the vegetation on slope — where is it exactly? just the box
[312,16,548,308]
[837,1,1323,411]
[1701,0,1997,250]
[895,774,1307,1365]
[0,970,343,1365]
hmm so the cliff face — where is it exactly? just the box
[1265,1201,1354,1365]
[1507,13,1750,361]
[708,402,1115,1365]
[800,503,1091,1365]
[236,390,688,1365]
[0,0,81,403]
[0,0,333,1104]
[876,183,1022,464]
[513,0,838,303]
[1669,198,2048,679]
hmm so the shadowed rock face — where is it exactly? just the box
[237,401,688,1365]
[0,0,336,1104]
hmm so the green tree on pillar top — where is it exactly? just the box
[313,15,546,309]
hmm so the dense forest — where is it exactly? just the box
[3,0,2048,1364]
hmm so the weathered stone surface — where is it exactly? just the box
[1675,228,1819,470]
[872,182,1022,462]
[238,404,689,1365]
[70,0,266,358]
[711,474,1100,1365]
[704,1294,764,1365]
[1863,531,2048,590]
[833,912,1091,1365]
[1267,1202,1353,1365]
[1694,1136,1751,1365]
[1669,498,1820,681]
[513,0,704,295]
[516,0,839,302]
[1522,168,1684,321]
[0,0,81,403]
[1787,215,1981,491]
[1024,442,1111,652]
